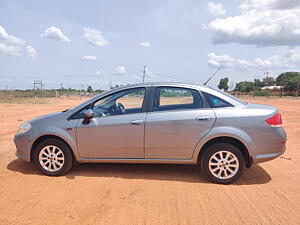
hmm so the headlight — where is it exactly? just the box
[17,121,32,134]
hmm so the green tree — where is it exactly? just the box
[276,72,300,92]
[87,85,93,93]
[263,77,275,86]
[218,77,229,91]
[253,79,264,89]
[234,81,255,92]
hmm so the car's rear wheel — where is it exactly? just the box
[34,138,73,176]
[200,143,245,184]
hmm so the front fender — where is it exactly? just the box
[31,126,80,161]
[191,126,254,163]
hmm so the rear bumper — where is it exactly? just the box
[254,147,285,163]
[252,138,286,164]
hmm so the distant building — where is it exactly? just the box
[261,86,284,90]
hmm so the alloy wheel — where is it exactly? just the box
[208,150,239,180]
[39,145,65,172]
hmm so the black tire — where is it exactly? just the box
[200,143,245,184]
[34,138,73,176]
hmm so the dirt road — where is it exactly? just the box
[0,97,299,225]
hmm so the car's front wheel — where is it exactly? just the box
[200,143,245,184]
[34,138,73,176]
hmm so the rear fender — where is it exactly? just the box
[192,126,254,163]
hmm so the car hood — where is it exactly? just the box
[29,112,64,125]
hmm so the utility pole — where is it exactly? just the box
[264,72,269,86]
[230,82,234,91]
[143,65,146,83]
[296,79,299,97]
[33,80,43,90]
[80,84,83,99]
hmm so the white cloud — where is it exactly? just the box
[83,28,109,47]
[40,26,70,42]
[26,45,37,58]
[241,0,300,11]
[115,65,127,75]
[286,48,300,64]
[0,25,37,58]
[207,52,253,69]
[207,2,226,16]
[0,25,26,45]
[96,70,101,75]
[253,55,291,70]
[206,51,300,71]
[82,55,98,61]
[208,0,300,46]
[140,42,151,48]
[0,43,21,56]
[133,75,141,80]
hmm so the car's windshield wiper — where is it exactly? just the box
[62,109,69,112]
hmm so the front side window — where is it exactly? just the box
[92,88,146,117]
[154,87,203,112]
[70,88,146,119]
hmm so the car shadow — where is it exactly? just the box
[7,159,271,185]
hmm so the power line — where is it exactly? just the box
[0,71,143,78]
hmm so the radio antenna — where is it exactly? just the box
[204,67,221,85]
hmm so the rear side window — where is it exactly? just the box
[154,87,203,111]
[203,92,233,108]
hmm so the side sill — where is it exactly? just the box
[77,158,196,164]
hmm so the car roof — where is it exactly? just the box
[112,82,205,89]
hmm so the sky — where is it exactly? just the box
[1,0,300,90]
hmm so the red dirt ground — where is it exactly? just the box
[0,97,299,225]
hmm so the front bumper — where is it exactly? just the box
[13,133,33,162]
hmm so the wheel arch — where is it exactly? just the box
[197,136,252,168]
[30,135,76,163]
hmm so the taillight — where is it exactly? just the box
[266,113,282,127]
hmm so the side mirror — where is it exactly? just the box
[84,109,93,118]
[82,109,93,124]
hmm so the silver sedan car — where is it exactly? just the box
[14,82,287,184]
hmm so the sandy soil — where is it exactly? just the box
[0,96,299,225]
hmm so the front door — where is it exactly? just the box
[76,87,146,158]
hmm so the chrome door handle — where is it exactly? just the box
[130,120,143,125]
[196,116,211,121]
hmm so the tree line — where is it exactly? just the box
[218,72,300,96]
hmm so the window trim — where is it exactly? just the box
[149,86,204,113]
[68,87,149,120]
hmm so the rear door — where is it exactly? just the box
[145,86,216,159]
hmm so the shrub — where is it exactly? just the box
[253,91,272,96]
